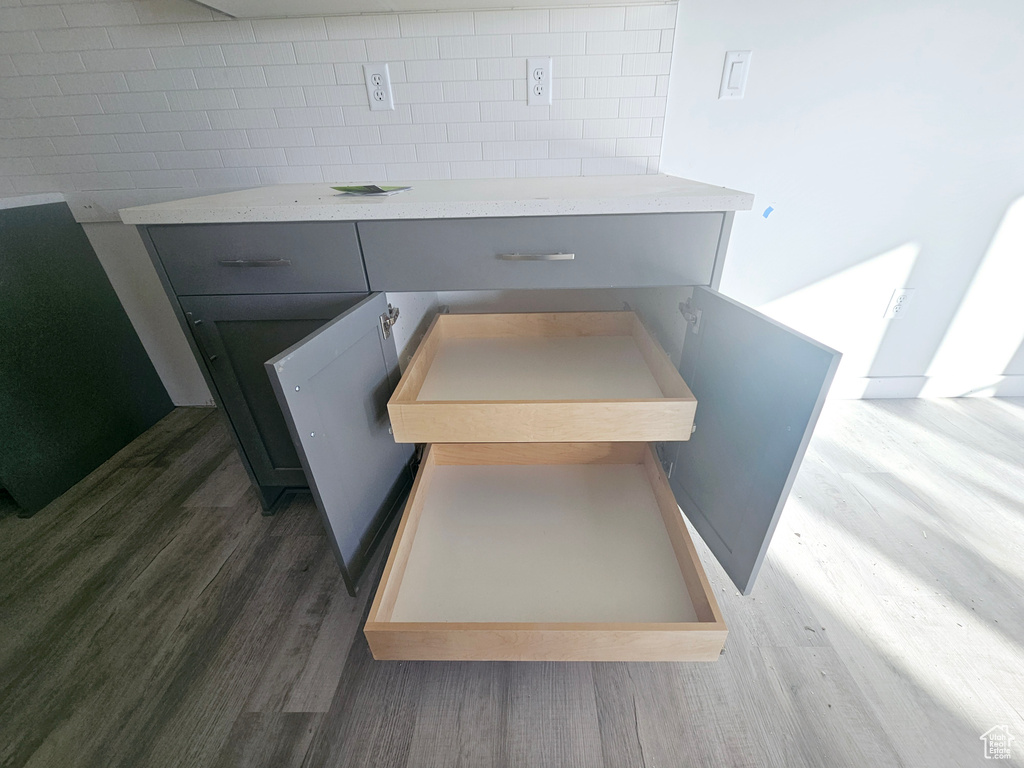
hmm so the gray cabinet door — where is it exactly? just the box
[178,293,365,497]
[266,292,415,595]
[664,287,841,594]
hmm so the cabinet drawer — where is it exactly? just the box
[358,213,723,291]
[148,222,368,296]
[365,442,727,662]
[388,310,696,443]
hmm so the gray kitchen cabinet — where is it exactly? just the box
[126,177,835,604]
[176,293,367,509]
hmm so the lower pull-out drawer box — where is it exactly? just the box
[364,443,727,662]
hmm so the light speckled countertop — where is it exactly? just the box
[119,175,753,225]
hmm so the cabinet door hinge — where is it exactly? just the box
[680,299,702,334]
[379,303,400,340]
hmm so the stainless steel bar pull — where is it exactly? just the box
[496,252,575,261]
[217,258,292,267]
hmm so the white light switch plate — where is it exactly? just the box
[719,51,752,100]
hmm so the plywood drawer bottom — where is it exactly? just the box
[364,443,727,662]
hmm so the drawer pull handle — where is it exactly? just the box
[497,252,575,261]
[218,258,292,268]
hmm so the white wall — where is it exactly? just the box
[662,0,1024,397]
[0,0,678,404]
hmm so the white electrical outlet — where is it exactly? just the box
[527,57,552,106]
[884,288,916,320]
[363,62,394,111]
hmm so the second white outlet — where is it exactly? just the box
[528,57,552,106]
[363,62,394,111]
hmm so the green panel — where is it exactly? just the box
[0,202,172,514]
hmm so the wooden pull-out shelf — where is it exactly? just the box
[387,311,697,443]
[364,443,727,662]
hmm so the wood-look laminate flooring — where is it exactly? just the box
[1,400,1022,768]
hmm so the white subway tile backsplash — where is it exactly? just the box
[615,136,662,156]
[0,116,79,138]
[302,85,367,107]
[293,40,367,64]
[624,5,676,30]
[193,166,261,187]
[0,74,61,98]
[107,24,182,49]
[151,45,225,69]
[179,20,255,46]
[581,156,647,175]
[550,7,625,32]
[125,68,196,92]
[235,87,306,109]
[384,161,451,180]
[12,52,85,75]
[263,63,336,88]
[32,154,98,174]
[0,5,67,32]
[514,119,583,141]
[257,164,322,183]
[208,108,278,129]
[179,128,248,149]
[442,79,513,103]
[165,88,236,111]
[194,66,267,90]
[448,160,515,178]
[439,34,512,60]
[99,92,171,113]
[416,141,482,162]
[515,158,581,176]
[94,151,158,171]
[445,121,514,143]
[481,140,547,160]
[587,30,661,55]
[0,137,57,158]
[252,17,327,43]
[585,74,657,98]
[52,134,119,155]
[366,37,439,62]
[404,58,477,83]
[473,9,548,35]
[80,48,156,72]
[411,101,481,124]
[1,1,672,196]
[130,169,197,187]
[115,131,184,152]
[399,12,474,38]
[512,32,586,57]
[350,143,417,164]
[393,81,445,104]
[284,145,352,166]
[220,147,287,167]
[621,52,671,76]
[62,3,139,28]
[55,71,129,94]
[134,0,214,24]
[379,122,446,144]
[222,42,295,66]
[249,127,316,147]
[155,149,222,169]
[0,31,44,54]
[32,94,103,116]
[549,137,616,158]
[311,125,381,145]
[73,171,137,189]
[274,106,346,128]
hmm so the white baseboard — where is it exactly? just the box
[831,375,1024,399]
